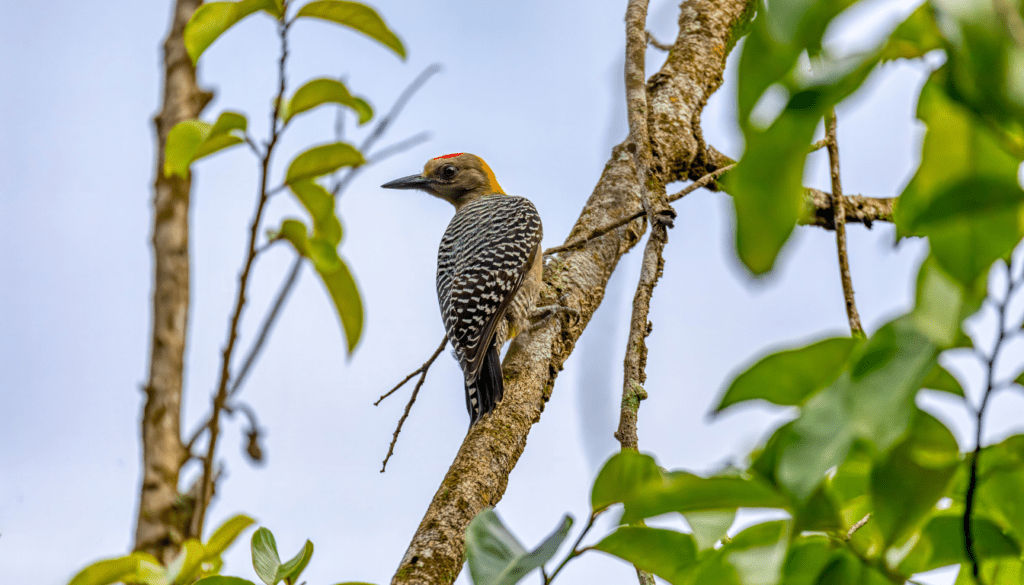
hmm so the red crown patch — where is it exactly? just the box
[433,153,464,160]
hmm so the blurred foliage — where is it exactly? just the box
[164,0,406,355]
[466,0,1024,583]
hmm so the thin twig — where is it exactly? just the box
[229,254,303,397]
[376,337,447,405]
[379,337,447,472]
[965,259,1018,579]
[825,110,864,338]
[809,138,829,152]
[544,165,732,256]
[543,511,602,584]
[646,30,672,51]
[191,10,293,539]
[845,513,871,540]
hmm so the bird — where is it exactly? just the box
[382,153,544,426]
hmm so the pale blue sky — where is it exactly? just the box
[2,1,1021,584]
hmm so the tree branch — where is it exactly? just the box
[134,0,212,563]
[390,2,753,583]
[825,110,864,337]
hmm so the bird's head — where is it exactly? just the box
[381,153,504,209]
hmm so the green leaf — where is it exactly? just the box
[167,539,206,584]
[296,1,406,59]
[715,336,859,412]
[272,218,363,353]
[683,510,734,551]
[870,410,960,546]
[777,318,939,500]
[881,3,945,62]
[205,514,257,559]
[910,257,977,349]
[184,0,281,64]
[780,536,833,585]
[68,552,164,585]
[285,78,373,124]
[896,69,1024,286]
[921,363,965,397]
[164,112,248,178]
[288,179,343,246]
[194,578,258,585]
[594,527,698,585]
[276,540,313,585]
[975,435,1024,543]
[251,527,282,585]
[620,472,787,525]
[285,142,364,185]
[721,520,790,585]
[464,509,572,585]
[900,513,1021,574]
[591,450,663,512]
[318,256,363,353]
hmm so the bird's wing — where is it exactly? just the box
[437,196,543,381]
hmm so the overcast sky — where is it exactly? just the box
[3,1,1023,584]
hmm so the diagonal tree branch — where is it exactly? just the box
[390,1,754,583]
[135,0,212,564]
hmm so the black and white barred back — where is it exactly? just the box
[436,195,543,425]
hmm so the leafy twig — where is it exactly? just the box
[379,337,447,472]
[965,259,1019,579]
[191,9,293,539]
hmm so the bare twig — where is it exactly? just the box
[376,337,447,406]
[191,11,293,540]
[965,260,1018,579]
[229,254,303,397]
[845,513,871,540]
[379,337,448,472]
[544,165,732,257]
[809,138,829,152]
[619,3,660,585]
[646,30,672,51]
[825,110,864,338]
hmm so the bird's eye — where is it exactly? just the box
[442,165,457,179]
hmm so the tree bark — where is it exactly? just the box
[390,1,753,583]
[135,0,212,563]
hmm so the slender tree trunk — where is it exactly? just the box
[390,2,753,583]
[135,0,212,564]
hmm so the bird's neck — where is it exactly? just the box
[452,189,503,212]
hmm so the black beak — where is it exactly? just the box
[381,174,435,190]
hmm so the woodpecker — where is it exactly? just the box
[382,153,544,426]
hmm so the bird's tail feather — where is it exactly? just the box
[466,345,504,427]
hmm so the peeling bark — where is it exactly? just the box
[390,1,752,583]
[135,0,211,563]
